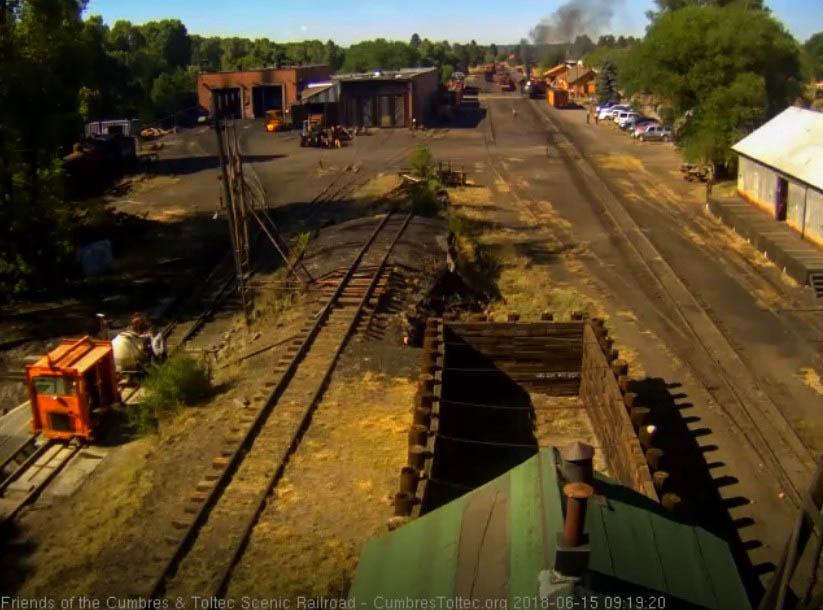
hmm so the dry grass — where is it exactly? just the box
[130,174,181,192]
[614,344,646,379]
[448,185,494,206]
[353,172,403,201]
[594,153,645,172]
[617,310,638,322]
[16,439,156,595]
[798,367,823,396]
[487,254,606,321]
[226,370,416,598]
[532,395,608,475]
[144,207,188,222]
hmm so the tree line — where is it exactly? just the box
[590,0,822,173]
[1,0,821,302]
[0,2,507,301]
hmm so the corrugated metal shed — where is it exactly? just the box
[301,83,339,104]
[334,67,437,82]
[732,106,823,192]
[349,448,751,609]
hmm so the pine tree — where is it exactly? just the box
[595,60,619,104]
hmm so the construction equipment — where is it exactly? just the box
[26,337,121,442]
[300,120,343,148]
[264,109,291,132]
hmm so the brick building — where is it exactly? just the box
[335,67,439,128]
[196,65,332,119]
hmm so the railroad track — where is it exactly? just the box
[0,250,238,527]
[0,126,410,532]
[487,96,813,504]
[0,436,80,526]
[143,210,413,599]
[312,131,407,206]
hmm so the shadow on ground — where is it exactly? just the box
[632,376,769,605]
[144,154,286,176]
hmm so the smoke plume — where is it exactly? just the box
[530,0,622,44]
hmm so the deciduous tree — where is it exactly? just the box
[621,6,802,170]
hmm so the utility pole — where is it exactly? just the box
[212,91,252,328]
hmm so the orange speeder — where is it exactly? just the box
[26,337,121,441]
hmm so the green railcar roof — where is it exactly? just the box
[348,448,751,609]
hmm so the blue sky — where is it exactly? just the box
[83,0,821,44]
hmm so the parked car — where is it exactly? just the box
[616,112,638,128]
[623,117,656,132]
[599,104,629,120]
[620,115,647,130]
[638,126,673,142]
[596,100,619,113]
[608,105,633,120]
[632,124,656,138]
[630,120,659,137]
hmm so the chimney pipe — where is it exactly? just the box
[562,482,593,548]
[558,441,594,485]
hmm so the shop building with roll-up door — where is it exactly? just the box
[334,67,439,128]
[732,106,823,247]
[197,64,332,119]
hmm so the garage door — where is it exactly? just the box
[252,85,283,118]
[212,88,241,119]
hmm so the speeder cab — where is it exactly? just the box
[25,337,121,441]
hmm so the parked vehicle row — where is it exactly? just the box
[596,102,672,143]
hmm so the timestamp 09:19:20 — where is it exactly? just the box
[513,596,667,609]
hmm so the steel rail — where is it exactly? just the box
[213,211,414,597]
[146,211,401,599]
[0,440,79,527]
[497,95,809,505]
[0,436,48,494]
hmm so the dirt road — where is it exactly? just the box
[428,81,821,594]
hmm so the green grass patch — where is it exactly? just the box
[291,231,313,263]
[410,143,435,179]
[129,353,212,435]
[447,212,476,237]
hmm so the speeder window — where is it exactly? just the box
[33,376,77,396]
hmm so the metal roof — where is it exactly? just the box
[198,64,329,75]
[543,64,568,78]
[349,448,751,608]
[732,106,823,192]
[562,66,595,85]
[301,83,338,104]
[29,337,113,374]
[334,67,437,82]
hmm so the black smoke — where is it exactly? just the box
[530,0,623,44]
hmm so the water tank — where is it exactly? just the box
[112,330,147,372]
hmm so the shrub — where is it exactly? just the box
[410,144,435,179]
[448,213,475,236]
[291,231,312,262]
[129,353,212,434]
[410,181,441,216]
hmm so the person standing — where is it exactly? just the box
[149,325,167,362]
